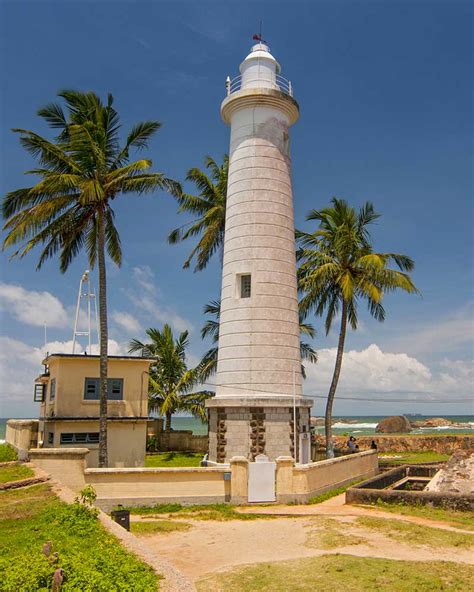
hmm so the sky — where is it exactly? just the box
[0,0,473,418]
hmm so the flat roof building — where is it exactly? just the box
[34,353,151,467]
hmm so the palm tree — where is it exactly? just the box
[168,155,228,271]
[198,299,318,382]
[2,90,178,467]
[129,325,213,432]
[297,198,419,458]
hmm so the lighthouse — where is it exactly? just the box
[206,42,312,463]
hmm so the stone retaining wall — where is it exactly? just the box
[314,434,474,454]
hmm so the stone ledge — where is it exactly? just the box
[206,396,313,408]
[29,447,90,458]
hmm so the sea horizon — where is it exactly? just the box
[2,413,473,440]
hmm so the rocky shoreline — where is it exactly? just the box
[310,416,472,432]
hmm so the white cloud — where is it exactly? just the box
[389,303,474,356]
[304,343,473,403]
[0,283,69,328]
[125,266,191,333]
[0,336,127,418]
[111,311,142,335]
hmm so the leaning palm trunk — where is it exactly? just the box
[325,300,348,458]
[97,209,108,468]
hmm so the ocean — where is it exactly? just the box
[1,415,473,441]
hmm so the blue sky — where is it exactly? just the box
[0,0,472,418]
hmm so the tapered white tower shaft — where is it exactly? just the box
[207,43,312,463]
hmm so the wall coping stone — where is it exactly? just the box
[85,466,227,475]
[293,449,377,472]
[7,419,39,427]
[29,448,89,458]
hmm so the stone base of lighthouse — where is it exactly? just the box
[206,397,313,463]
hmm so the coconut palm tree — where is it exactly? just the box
[297,198,419,458]
[129,325,213,432]
[198,299,318,382]
[2,90,179,467]
[168,155,228,271]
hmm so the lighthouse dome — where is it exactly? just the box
[239,43,282,90]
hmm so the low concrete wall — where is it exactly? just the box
[86,466,231,511]
[276,450,379,503]
[5,419,39,459]
[29,448,88,491]
[346,465,474,510]
[314,434,474,454]
[157,430,208,454]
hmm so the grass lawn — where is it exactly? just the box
[131,520,192,535]
[128,502,271,521]
[196,554,474,591]
[379,451,449,464]
[0,464,34,484]
[145,452,203,467]
[357,516,474,549]
[0,443,17,462]
[0,483,161,591]
[368,501,474,531]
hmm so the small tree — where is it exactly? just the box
[129,325,213,432]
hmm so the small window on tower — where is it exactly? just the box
[240,274,251,298]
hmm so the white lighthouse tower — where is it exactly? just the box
[206,42,312,463]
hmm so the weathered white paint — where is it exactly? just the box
[216,43,302,400]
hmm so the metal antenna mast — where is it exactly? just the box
[72,270,99,353]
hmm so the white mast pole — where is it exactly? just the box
[87,273,92,354]
[72,273,83,353]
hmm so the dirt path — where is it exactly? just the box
[132,498,474,583]
[235,493,474,534]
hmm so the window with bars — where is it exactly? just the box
[60,432,99,444]
[84,378,123,400]
[240,274,251,298]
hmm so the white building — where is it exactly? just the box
[206,42,312,463]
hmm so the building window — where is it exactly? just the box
[49,378,56,401]
[240,274,251,298]
[60,432,100,445]
[84,378,124,400]
[34,383,45,402]
[48,432,54,445]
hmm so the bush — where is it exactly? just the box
[0,443,17,462]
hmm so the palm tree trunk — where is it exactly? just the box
[325,299,348,459]
[97,208,108,468]
[165,412,172,433]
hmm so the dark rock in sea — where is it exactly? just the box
[375,415,412,433]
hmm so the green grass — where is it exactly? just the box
[357,516,474,549]
[305,517,367,550]
[131,520,192,535]
[0,444,17,462]
[379,451,449,464]
[368,501,474,531]
[128,502,272,521]
[307,479,363,504]
[0,483,161,591]
[196,554,474,591]
[0,464,34,484]
[145,452,203,467]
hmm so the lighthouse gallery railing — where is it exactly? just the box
[226,74,293,97]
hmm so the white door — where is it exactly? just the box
[248,454,276,502]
